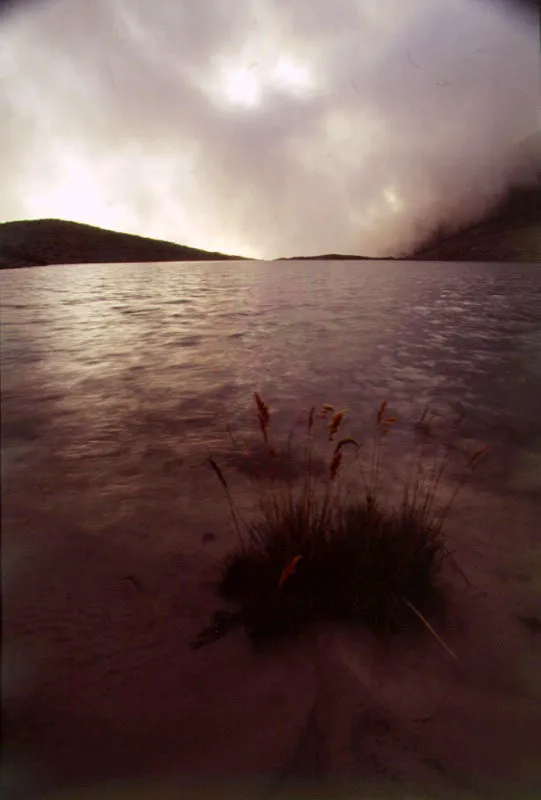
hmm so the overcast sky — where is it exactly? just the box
[1,0,539,258]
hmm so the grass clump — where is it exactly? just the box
[205,393,488,658]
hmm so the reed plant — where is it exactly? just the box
[205,392,488,658]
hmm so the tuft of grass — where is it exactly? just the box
[203,394,487,658]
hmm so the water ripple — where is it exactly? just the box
[1,260,540,498]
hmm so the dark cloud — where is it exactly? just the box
[1,0,539,257]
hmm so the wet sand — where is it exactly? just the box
[3,455,541,799]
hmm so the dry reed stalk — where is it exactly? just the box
[376,400,388,426]
[369,401,390,499]
[333,436,362,454]
[207,454,228,491]
[320,403,335,420]
[466,446,490,469]
[329,451,343,481]
[402,597,460,664]
[206,452,246,552]
[278,555,302,590]
[258,416,268,443]
[254,391,270,425]
[224,420,251,460]
[254,392,269,431]
[436,444,490,528]
[380,415,398,435]
[254,391,277,456]
[307,406,315,434]
[285,413,305,460]
[328,410,346,441]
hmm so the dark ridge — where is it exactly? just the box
[276,253,392,261]
[410,180,541,263]
[410,130,541,263]
[0,218,247,269]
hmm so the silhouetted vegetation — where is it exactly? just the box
[199,395,488,658]
[0,219,244,268]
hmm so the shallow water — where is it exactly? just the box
[2,260,541,795]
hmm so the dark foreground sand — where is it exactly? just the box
[3,453,541,799]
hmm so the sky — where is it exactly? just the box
[0,0,539,258]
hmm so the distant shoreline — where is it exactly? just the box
[2,181,540,271]
[276,253,395,261]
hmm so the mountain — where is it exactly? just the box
[410,132,541,263]
[410,181,541,263]
[279,177,541,265]
[0,219,244,268]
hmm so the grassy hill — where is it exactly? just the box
[0,219,244,268]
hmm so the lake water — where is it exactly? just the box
[2,260,541,505]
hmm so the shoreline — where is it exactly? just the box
[3,449,541,795]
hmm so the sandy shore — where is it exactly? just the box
[3,450,541,799]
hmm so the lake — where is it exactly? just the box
[2,260,541,796]
[2,260,541,504]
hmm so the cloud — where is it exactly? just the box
[1,0,539,257]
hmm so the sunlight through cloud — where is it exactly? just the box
[383,186,405,212]
[270,57,314,96]
[224,67,262,107]
[0,0,538,258]
[28,154,107,222]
